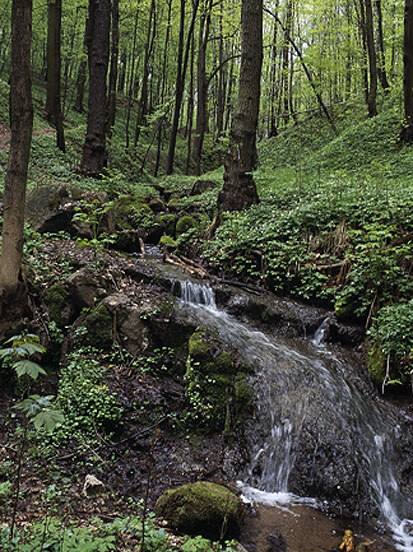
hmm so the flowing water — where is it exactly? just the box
[172,279,413,552]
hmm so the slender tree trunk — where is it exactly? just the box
[80,0,110,176]
[401,0,413,142]
[45,0,65,151]
[216,0,225,139]
[269,2,279,137]
[185,31,195,174]
[0,0,33,314]
[166,0,200,175]
[118,51,127,92]
[193,0,213,176]
[125,5,139,150]
[364,0,378,116]
[218,0,263,214]
[374,0,390,91]
[106,0,119,141]
[74,17,88,113]
[134,0,156,148]
[154,0,172,176]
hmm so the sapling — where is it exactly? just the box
[0,333,64,540]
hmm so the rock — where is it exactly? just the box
[159,235,177,251]
[102,294,151,355]
[83,474,105,497]
[43,283,75,326]
[266,533,286,552]
[190,180,217,196]
[176,216,197,237]
[26,184,77,233]
[149,197,166,212]
[66,267,108,310]
[155,481,244,540]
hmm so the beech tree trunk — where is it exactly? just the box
[364,0,378,117]
[402,0,413,142]
[218,0,263,214]
[80,0,110,177]
[0,0,33,314]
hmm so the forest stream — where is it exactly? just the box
[170,278,413,552]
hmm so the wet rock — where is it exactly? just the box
[266,532,286,552]
[155,481,244,540]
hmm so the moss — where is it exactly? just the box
[149,197,166,212]
[155,481,243,540]
[365,338,386,386]
[176,215,197,236]
[159,213,176,236]
[334,297,355,321]
[168,194,182,212]
[234,374,254,419]
[82,304,113,349]
[188,329,211,359]
[44,284,68,326]
[216,351,234,373]
[159,235,177,250]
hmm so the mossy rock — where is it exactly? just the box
[43,284,68,326]
[155,481,244,540]
[365,338,386,386]
[234,374,254,420]
[81,303,113,349]
[149,197,166,212]
[159,213,176,236]
[168,194,182,212]
[334,297,355,321]
[159,235,177,251]
[176,215,197,236]
[188,328,211,359]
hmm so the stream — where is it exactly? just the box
[171,279,413,552]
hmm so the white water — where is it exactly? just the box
[173,280,413,551]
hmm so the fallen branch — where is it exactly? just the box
[163,251,208,279]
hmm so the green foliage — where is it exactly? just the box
[55,348,123,440]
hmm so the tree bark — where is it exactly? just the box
[402,0,413,142]
[106,0,119,141]
[364,0,378,116]
[192,0,213,176]
[0,0,33,313]
[134,0,156,148]
[80,0,110,177]
[45,0,65,151]
[166,0,200,175]
[218,0,263,214]
[74,17,88,113]
[374,0,390,91]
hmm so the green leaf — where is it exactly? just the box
[14,360,47,381]
[33,409,65,433]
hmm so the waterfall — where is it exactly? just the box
[173,280,413,551]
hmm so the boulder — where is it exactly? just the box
[26,184,78,233]
[155,481,244,540]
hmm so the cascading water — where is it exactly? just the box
[172,279,413,551]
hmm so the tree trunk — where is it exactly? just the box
[154,0,172,177]
[80,0,110,177]
[218,0,263,214]
[134,0,156,148]
[74,17,88,113]
[192,0,212,176]
[118,51,127,92]
[374,0,390,91]
[45,0,65,151]
[0,0,33,314]
[401,0,413,142]
[166,0,200,175]
[106,0,119,141]
[363,0,378,117]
